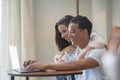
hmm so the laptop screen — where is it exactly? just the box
[9,46,20,69]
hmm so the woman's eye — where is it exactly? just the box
[62,30,67,33]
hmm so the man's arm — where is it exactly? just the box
[46,57,99,70]
[27,57,99,71]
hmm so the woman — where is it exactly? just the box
[54,15,75,63]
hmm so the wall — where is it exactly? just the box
[112,0,120,26]
[92,0,108,43]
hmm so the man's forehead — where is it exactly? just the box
[68,23,78,31]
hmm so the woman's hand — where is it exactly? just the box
[62,45,76,55]
[77,47,94,60]
[54,45,76,62]
[77,52,86,60]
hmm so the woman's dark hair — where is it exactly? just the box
[70,15,92,37]
[55,15,73,51]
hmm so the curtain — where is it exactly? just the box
[0,0,36,80]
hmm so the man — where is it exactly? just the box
[25,15,106,80]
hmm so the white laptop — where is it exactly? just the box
[9,45,42,73]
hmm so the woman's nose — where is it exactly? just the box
[62,32,68,38]
[61,33,66,38]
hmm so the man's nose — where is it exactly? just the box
[68,32,72,39]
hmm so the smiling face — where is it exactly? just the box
[58,24,71,42]
[68,23,89,48]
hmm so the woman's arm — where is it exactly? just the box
[54,45,76,62]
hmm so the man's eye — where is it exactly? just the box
[70,30,75,33]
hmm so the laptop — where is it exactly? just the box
[9,45,42,73]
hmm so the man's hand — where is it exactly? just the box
[27,62,47,71]
[23,60,37,68]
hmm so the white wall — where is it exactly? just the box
[112,0,120,26]
[92,0,108,43]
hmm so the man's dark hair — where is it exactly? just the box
[70,15,92,37]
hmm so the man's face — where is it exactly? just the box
[68,23,85,46]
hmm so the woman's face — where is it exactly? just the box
[58,24,71,42]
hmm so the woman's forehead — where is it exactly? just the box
[58,24,67,28]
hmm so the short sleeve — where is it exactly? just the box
[61,54,71,61]
[87,48,106,65]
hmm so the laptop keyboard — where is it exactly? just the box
[14,67,41,73]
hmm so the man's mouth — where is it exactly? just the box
[70,39,75,45]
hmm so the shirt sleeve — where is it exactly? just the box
[54,54,59,63]
[61,54,71,61]
[88,32,105,49]
[87,48,106,65]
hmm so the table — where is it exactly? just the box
[7,70,82,80]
